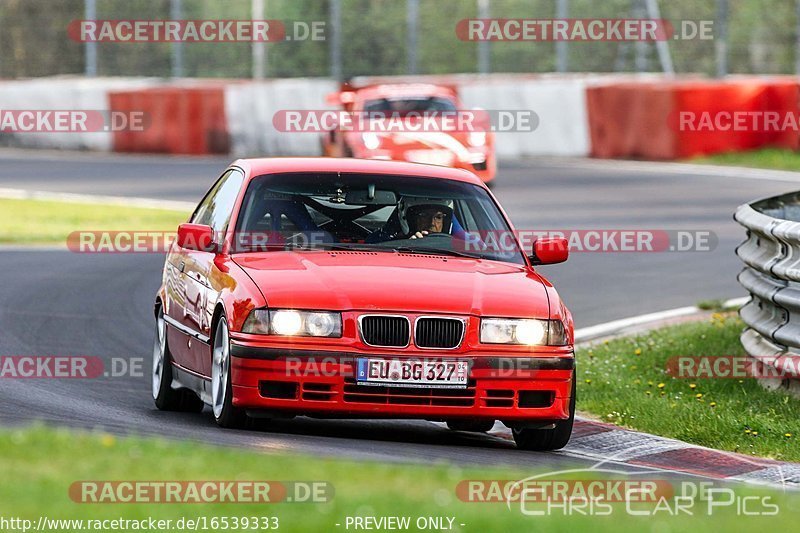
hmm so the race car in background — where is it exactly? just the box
[321,83,497,185]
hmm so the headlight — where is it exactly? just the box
[271,310,303,335]
[480,318,568,346]
[362,132,381,150]
[468,131,486,146]
[242,309,342,337]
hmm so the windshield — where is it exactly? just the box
[362,97,458,115]
[232,172,525,265]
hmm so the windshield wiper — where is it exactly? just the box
[235,241,481,257]
[235,242,393,253]
[313,243,393,252]
[390,246,481,259]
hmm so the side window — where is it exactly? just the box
[191,169,245,233]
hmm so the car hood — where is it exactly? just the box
[232,251,551,318]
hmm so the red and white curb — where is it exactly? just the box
[573,296,749,343]
[488,419,800,489]
[488,302,799,490]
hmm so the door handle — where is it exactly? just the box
[178,260,185,272]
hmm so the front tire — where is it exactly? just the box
[152,307,204,412]
[512,372,575,451]
[211,317,248,428]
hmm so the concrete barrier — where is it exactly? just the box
[459,77,591,157]
[0,77,159,151]
[5,74,800,161]
[110,82,230,155]
[224,78,337,157]
[587,77,800,159]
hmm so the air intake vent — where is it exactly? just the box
[359,315,410,347]
[329,251,380,255]
[415,317,464,349]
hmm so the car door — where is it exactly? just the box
[183,168,245,376]
[165,168,244,375]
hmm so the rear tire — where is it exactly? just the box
[446,420,495,433]
[211,317,249,429]
[512,372,575,451]
[152,307,204,412]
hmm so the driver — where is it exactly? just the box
[397,197,454,239]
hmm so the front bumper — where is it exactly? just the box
[229,343,573,421]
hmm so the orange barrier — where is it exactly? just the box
[587,78,800,159]
[110,85,229,155]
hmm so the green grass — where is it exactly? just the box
[1,425,797,532]
[696,299,726,311]
[578,313,800,461]
[0,198,188,245]
[690,148,800,172]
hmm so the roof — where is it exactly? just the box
[233,157,484,186]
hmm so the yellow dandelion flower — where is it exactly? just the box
[585,379,592,384]
[634,348,642,356]
[689,383,697,390]
[785,433,792,438]
[645,391,652,395]
[695,393,703,399]
[657,383,665,389]
[752,431,759,436]
[745,429,751,434]
[100,434,116,447]
[709,402,717,407]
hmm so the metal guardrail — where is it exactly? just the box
[735,191,800,381]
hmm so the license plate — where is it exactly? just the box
[356,358,469,388]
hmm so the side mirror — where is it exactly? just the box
[529,237,569,265]
[176,223,216,252]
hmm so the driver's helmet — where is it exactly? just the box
[397,196,454,235]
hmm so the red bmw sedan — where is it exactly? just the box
[152,158,575,450]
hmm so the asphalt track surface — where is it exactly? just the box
[0,150,794,476]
